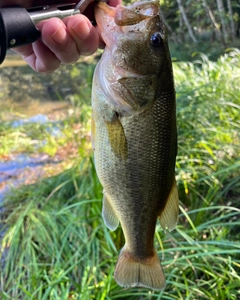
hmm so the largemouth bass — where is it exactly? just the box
[92,0,179,290]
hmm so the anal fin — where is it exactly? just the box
[159,179,179,232]
[102,192,119,231]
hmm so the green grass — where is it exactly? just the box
[169,39,240,62]
[0,50,240,299]
[174,49,240,209]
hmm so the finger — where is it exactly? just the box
[64,15,99,56]
[38,17,81,64]
[13,41,61,73]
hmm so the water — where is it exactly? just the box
[0,56,79,261]
[0,153,60,214]
[0,113,64,199]
[0,153,62,200]
[11,113,63,137]
[0,114,65,251]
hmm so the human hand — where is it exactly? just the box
[2,0,121,72]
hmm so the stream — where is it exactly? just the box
[0,55,90,259]
[0,152,62,201]
[0,114,66,244]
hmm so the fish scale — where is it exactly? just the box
[92,0,179,290]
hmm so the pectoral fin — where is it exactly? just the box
[105,113,128,160]
[102,192,119,231]
[158,179,179,232]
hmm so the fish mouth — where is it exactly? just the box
[95,1,160,47]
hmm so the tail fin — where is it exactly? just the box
[114,247,166,290]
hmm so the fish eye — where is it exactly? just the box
[150,32,162,48]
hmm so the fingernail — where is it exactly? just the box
[51,23,67,43]
[72,20,91,40]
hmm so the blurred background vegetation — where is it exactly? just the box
[0,0,240,299]
[161,0,240,60]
